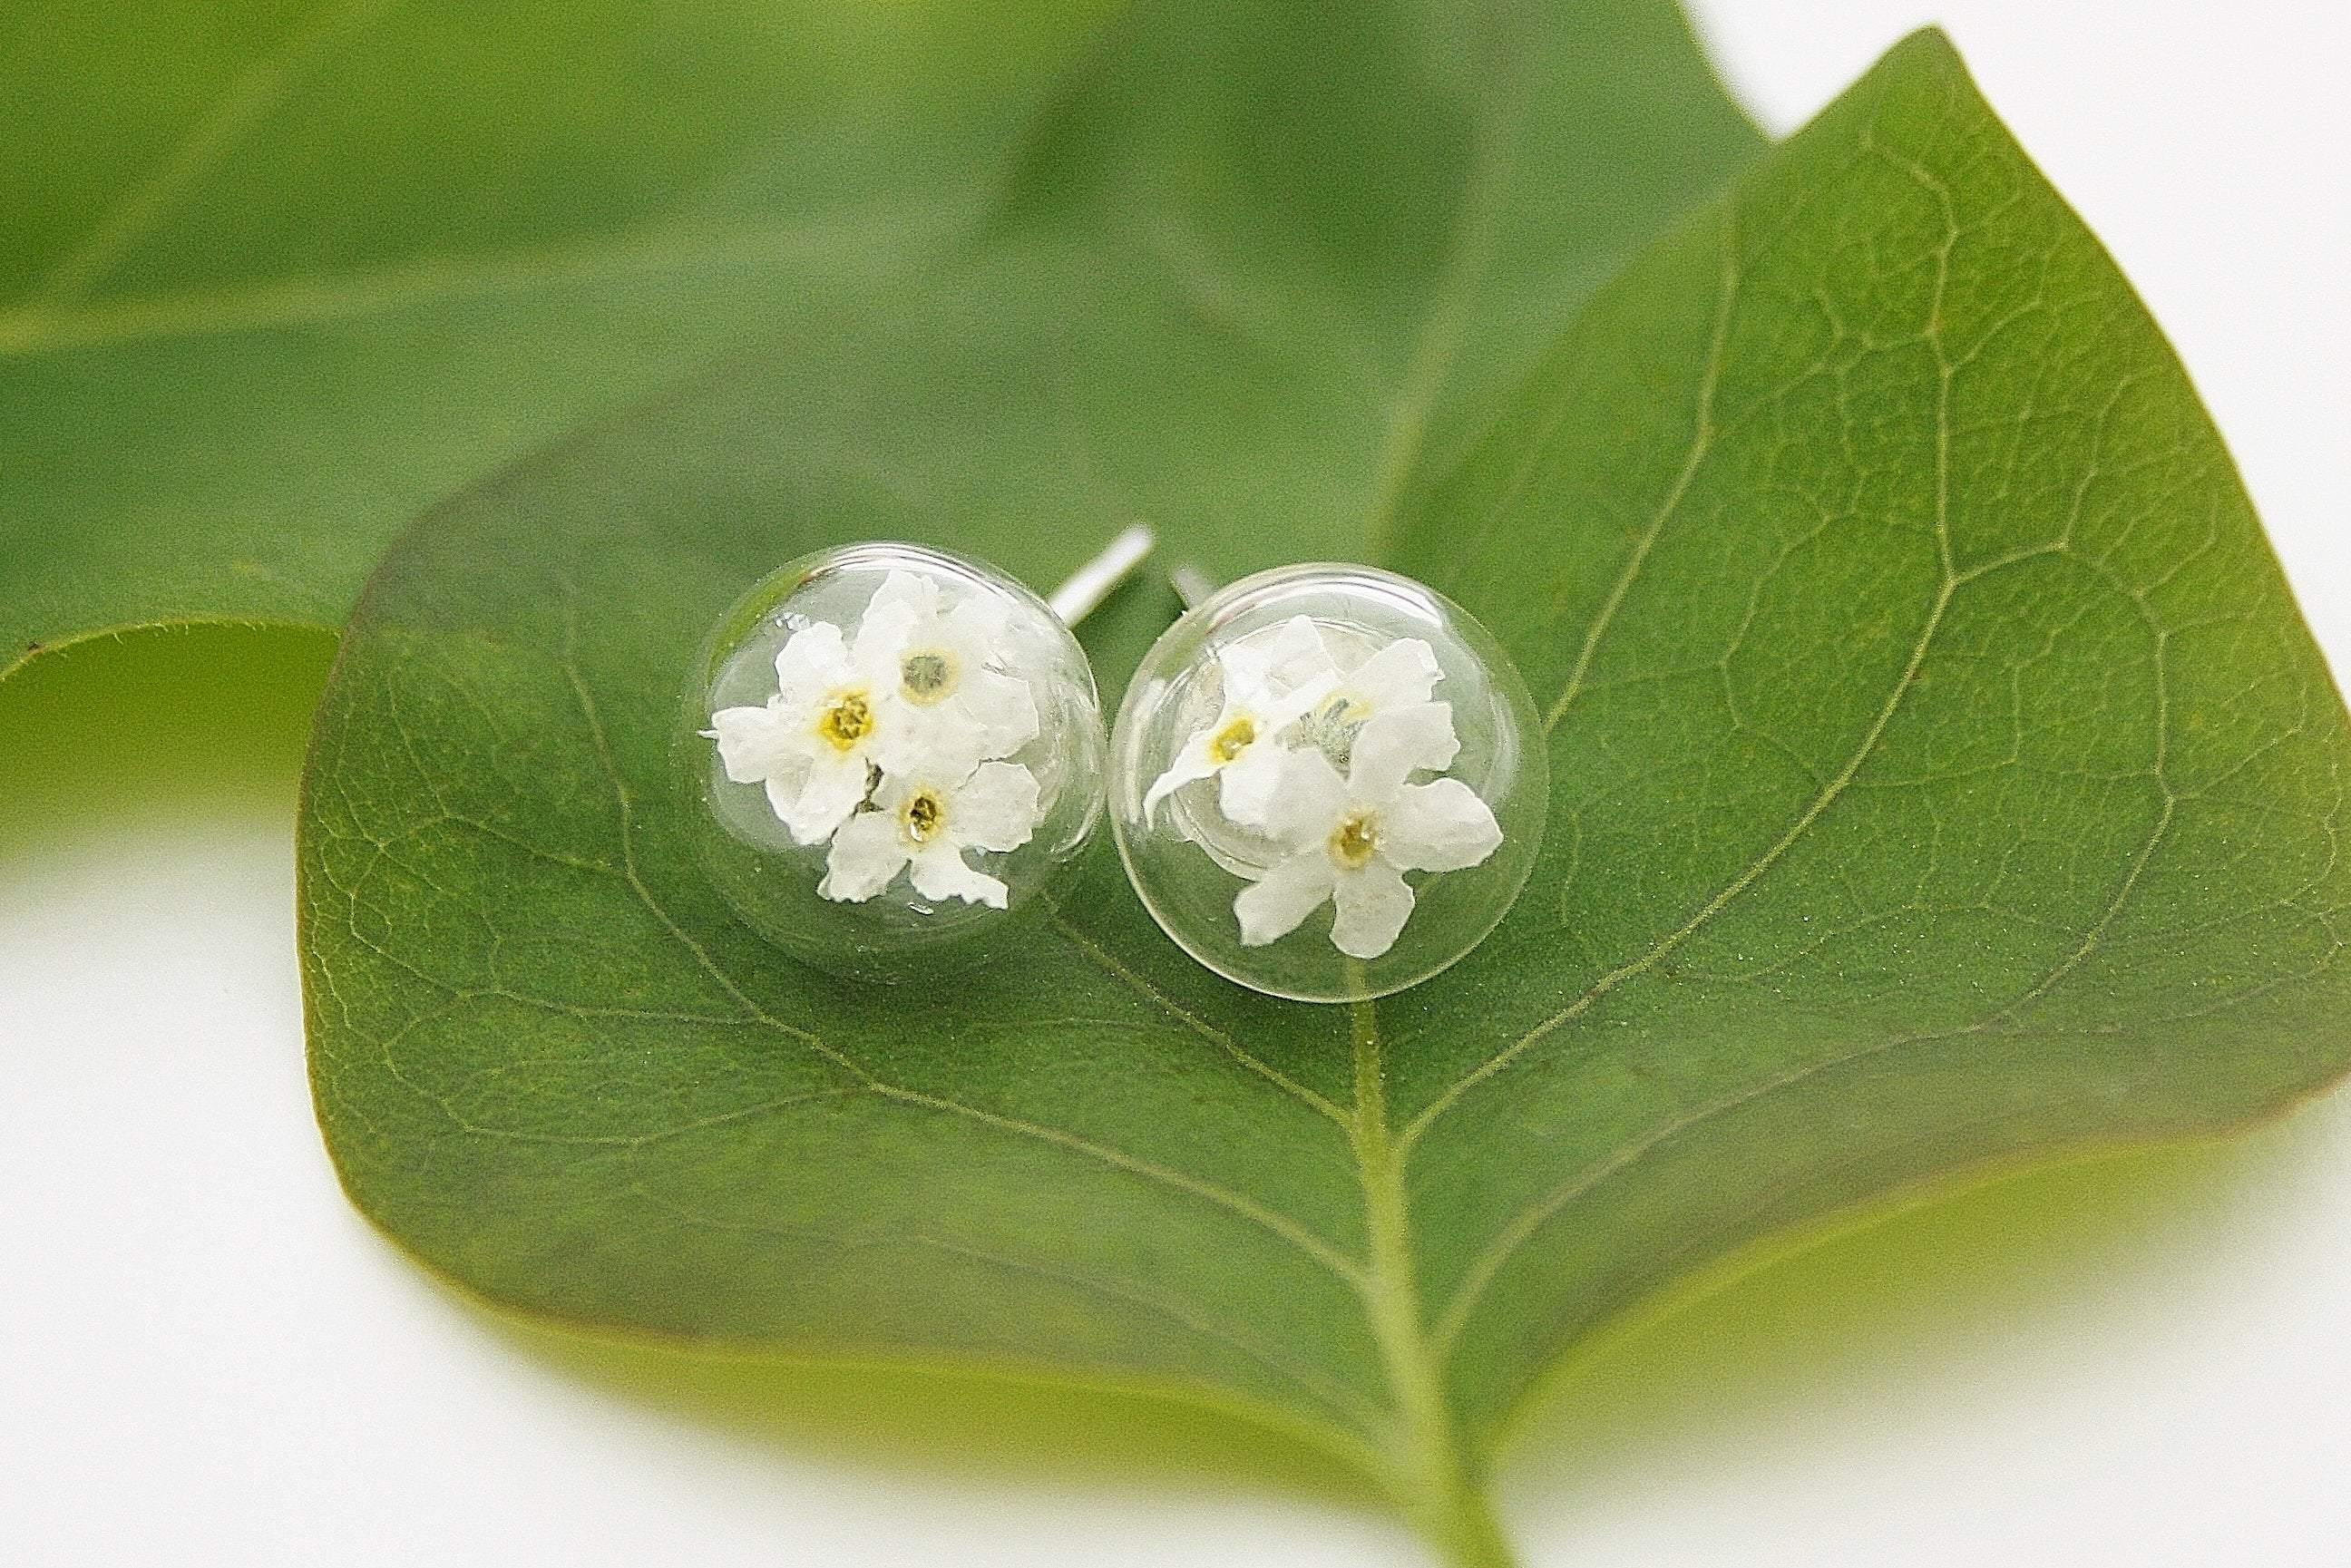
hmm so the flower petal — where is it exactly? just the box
[707,700,807,784]
[1223,614,1333,699]
[908,842,1010,908]
[867,766,915,814]
[1330,860,1415,959]
[1224,620,1340,735]
[1263,672,1340,731]
[777,748,871,845]
[1346,701,1459,800]
[1142,734,1219,819]
[943,589,1012,650]
[772,621,854,709]
[956,663,1039,756]
[1216,728,1291,826]
[1380,776,1503,872]
[850,577,927,680]
[1234,850,1337,947]
[866,570,941,621]
[1338,637,1441,712]
[818,809,909,902]
[873,700,990,778]
[1257,745,1349,848]
[951,760,1041,852]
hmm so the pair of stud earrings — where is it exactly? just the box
[678,527,1546,1003]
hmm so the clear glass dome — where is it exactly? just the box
[680,541,1106,982]
[1110,564,1545,1002]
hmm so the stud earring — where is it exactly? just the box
[1108,562,1546,1003]
[678,527,1151,982]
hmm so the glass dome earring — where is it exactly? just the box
[1109,561,1546,1003]
[678,526,1152,983]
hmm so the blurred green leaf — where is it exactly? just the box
[295,20,2350,1565]
[0,625,336,850]
[0,0,1756,682]
[0,0,1110,676]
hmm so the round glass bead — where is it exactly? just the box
[680,541,1106,981]
[1109,563,1545,1002]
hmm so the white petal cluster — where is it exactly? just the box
[706,572,1043,909]
[1143,617,1504,960]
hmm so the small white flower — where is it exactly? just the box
[1302,636,1452,757]
[1233,706,1503,960]
[1143,615,1338,825]
[707,612,909,847]
[707,571,1040,850]
[863,571,1039,765]
[820,759,1041,909]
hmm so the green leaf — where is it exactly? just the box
[0,0,1757,682]
[0,0,1107,677]
[1390,29,2351,1446]
[297,21,2346,1568]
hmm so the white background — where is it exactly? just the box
[5,2,2346,1563]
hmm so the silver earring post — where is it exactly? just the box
[1046,523,1156,626]
[1168,564,1217,611]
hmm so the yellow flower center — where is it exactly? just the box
[1329,810,1379,869]
[1209,716,1257,765]
[902,787,946,843]
[817,690,874,751]
[899,648,958,706]
[1322,692,1370,726]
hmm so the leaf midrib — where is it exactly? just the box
[1359,11,1535,554]
[0,209,948,358]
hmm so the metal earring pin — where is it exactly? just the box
[679,527,1153,982]
[1109,560,1546,1003]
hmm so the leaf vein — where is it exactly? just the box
[1545,208,1741,731]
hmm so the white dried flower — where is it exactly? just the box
[707,571,1039,849]
[706,614,906,847]
[863,570,1039,766]
[1143,615,1337,826]
[1233,705,1502,959]
[820,759,1041,909]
